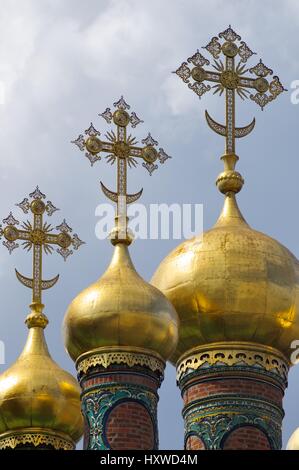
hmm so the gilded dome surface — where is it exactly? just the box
[0,326,83,443]
[151,193,299,363]
[287,428,299,450]
[64,243,178,362]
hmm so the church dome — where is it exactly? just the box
[152,192,299,364]
[287,428,299,450]
[0,324,83,447]
[64,242,178,362]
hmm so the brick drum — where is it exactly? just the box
[179,365,286,450]
[222,426,271,450]
[186,435,206,450]
[106,401,154,450]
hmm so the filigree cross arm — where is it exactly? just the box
[1,186,84,306]
[174,26,286,155]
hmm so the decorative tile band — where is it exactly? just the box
[184,411,281,450]
[177,342,288,450]
[76,346,165,379]
[176,342,289,382]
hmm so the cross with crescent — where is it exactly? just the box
[0,187,84,322]
[174,25,286,157]
[72,96,171,242]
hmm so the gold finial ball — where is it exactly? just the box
[26,312,49,329]
[109,226,134,246]
[57,232,72,249]
[191,66,206,83]
[222,41,239,58]
[216,170,244,194]
[25,302,48,329]
[85,136,102,155]
[142,146,158,164]
[30,199,46,215]
[3,225,19,242]
[113,109,130,127]
[254,77,269,93]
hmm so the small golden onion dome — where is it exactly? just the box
[0,324,83,445]
[151,192,299,364]
[63,242,178,362]
[287,428,299,450]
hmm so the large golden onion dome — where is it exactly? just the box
[64,241,178,363]
[152,157,299,364]
[0,308,83,449]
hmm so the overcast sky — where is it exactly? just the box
[0,0,299,449]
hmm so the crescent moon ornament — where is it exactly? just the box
[205,110,255,139]
[100,182,143,204]
[100,182,118,203]
[205,110,226,136]
[41,274,60,290]
[15,269,33,289]
[15,269,59,290]
[126,188,143,204]
[235,117,256,138]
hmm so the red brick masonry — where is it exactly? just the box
[222,426,271,450]
[106,401,154,450]
[180,369,285,450]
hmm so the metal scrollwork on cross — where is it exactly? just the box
[174,25,286,157]
[72,96,171,243]
[0,187,84,323]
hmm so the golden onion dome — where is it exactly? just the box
[0,318,83,448]
[64,242,178,362]
[287,428,299,450]
[152,170,299,364]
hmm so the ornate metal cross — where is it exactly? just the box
[0,187,84,309]
[72,96,171,242]
[72,96,171,212]
[175,26,286,156]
